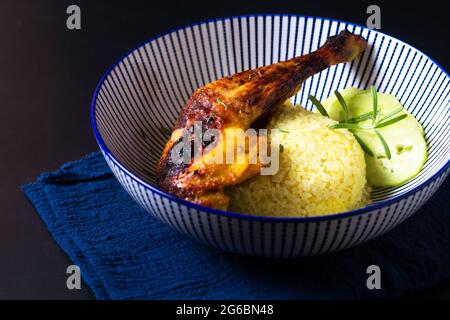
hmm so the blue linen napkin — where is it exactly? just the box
[22,152,450,299]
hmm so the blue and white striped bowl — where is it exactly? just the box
[91,15,450,257]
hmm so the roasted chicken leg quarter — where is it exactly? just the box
[156,30,368,209]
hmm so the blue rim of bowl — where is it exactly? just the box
[91,14,450,223]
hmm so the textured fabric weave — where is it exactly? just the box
[22,152,450,299]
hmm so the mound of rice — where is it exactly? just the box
[227,100,371,217]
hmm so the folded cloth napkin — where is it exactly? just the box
[22,152,450,299]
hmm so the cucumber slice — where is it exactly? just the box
[349,89,424,134]
[355,126,427,187]
[321,87,427,187]
[322,87,423,133]
[321,87,360,121]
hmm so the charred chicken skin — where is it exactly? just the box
[156,30,367,209]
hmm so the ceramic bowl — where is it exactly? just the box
[91,15,450,257]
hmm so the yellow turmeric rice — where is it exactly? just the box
[227,100,371,217]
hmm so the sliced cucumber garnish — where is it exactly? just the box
[355,126,427,187]
[320,87,428,187]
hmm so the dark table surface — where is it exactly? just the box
[0,0,448,299]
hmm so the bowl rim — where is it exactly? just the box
[91,13,450,223]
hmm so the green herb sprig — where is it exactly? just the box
[309,86,407,160]
[216,97,228,110]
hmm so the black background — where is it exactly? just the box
[0,0,448,299]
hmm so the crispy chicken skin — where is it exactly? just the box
[156,30,367,209]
